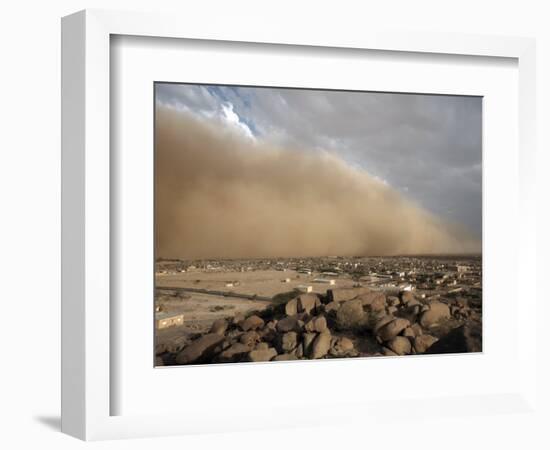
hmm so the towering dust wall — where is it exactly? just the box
[155,106,480,259]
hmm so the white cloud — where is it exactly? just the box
[220,102,255,140]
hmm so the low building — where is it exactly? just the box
[155,312,184,330]
[313,278,336,285]
[297,285,313,293]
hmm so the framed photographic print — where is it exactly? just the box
[153,82,483,367]
[61,9,537,441]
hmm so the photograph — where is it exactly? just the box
[154,83,483,366]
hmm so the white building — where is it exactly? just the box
[297,285,313,293]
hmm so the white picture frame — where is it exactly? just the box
[61,9,537,441]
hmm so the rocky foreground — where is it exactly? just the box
[156,286,482,365]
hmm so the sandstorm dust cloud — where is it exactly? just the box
[155,106,480,259]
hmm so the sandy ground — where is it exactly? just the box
[156,269,357,297]
[155,269,356,349]
[155,290,273,351]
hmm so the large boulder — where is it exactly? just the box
[356,291,386,311]
[286,294,322,315]
[402,327,416,339]
[329,336,356,357]
[273,353,298,362]
[387,296,401,307]
[176,333,225,364]
[216,342,250,363]
[304,315,328,333]
[335,299,365,330]
[210,318,229,335]
[327,287,371,303]
[400,291,415,304]
[413,334,439,353]
[302,332,317,356]
[239,331,260,347]
[311,332,332,359]
[373,315,395,334]
[410,323,424,337]
[247,347,278,362]
[424,324,482,354]
[324,301,341,313]
[419,302,451,328]
[255,342,269,351]
[387,336,412,355]
[277,316,302,333]
[297,293,322,314]
[231,312,246,325]
[239,315,265,331]
[280,331,299,352]
[376,318,410,342]
[285,298,299,316]
[396,305,421,324]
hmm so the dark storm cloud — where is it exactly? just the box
[156,83,482,237]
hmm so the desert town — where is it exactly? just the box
[154,255,482,365]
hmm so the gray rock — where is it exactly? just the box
[336,299,365,330]
[387,336,412,355]
[247,347,278,362]
[255,342,270,351]
[377,318,410,342]
[424,324,482,354]
[413,334,439,353]
[239,315,265,331]
[419,302,451,328]
[311,332,332,359]
[176,333,225,364]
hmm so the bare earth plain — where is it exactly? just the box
[155,255,482,365]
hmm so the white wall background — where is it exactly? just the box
[0,1,548,449]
